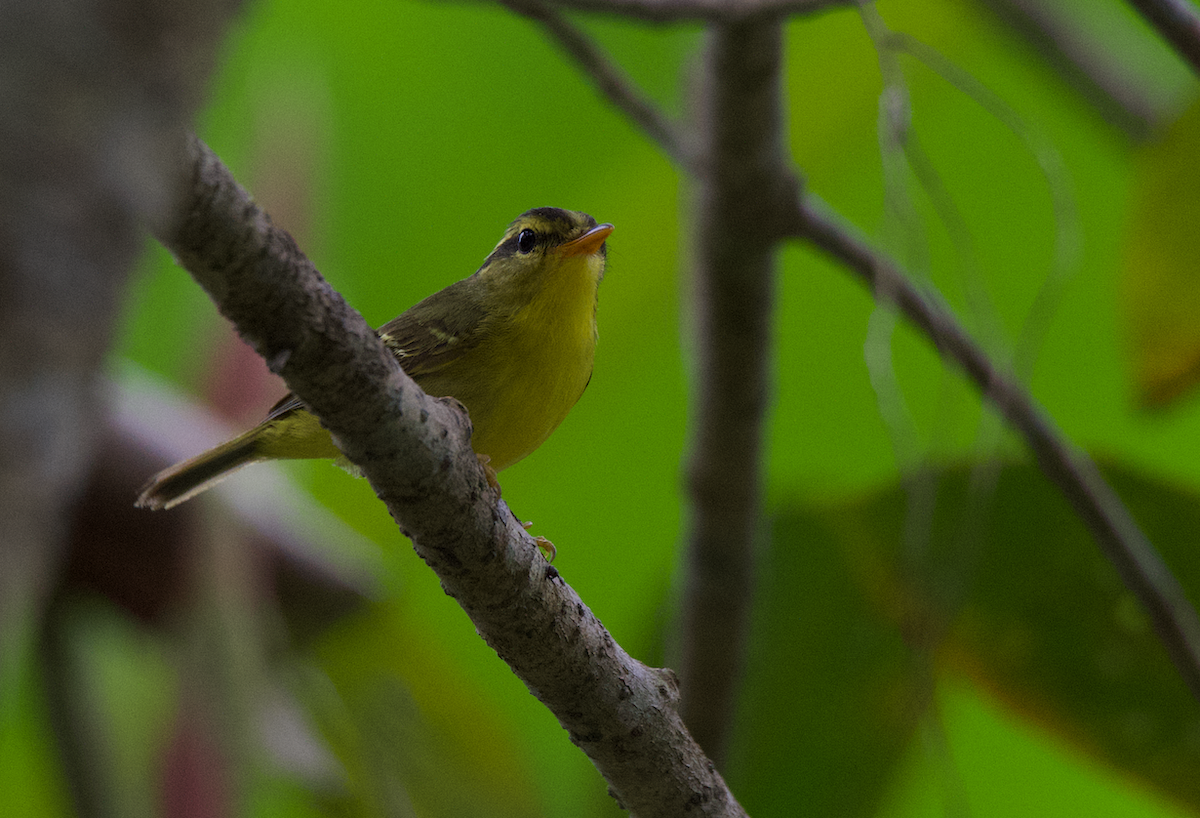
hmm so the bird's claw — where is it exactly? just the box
[477,453,500,492]
[522,520,557,562]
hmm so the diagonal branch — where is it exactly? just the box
[154,134,749,818]
[499,0,690,165]
[785,193,1200,702]
[1124,0,1200,77]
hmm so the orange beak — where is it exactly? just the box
[559,223,614,258]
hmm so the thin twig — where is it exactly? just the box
[786,194,1200,702]
[541,0,853,23]
[1125,0,1200,77]
[879,31,1084,383]
[499,0,690,165]
[155,135,749,818]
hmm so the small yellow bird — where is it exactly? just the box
[137,207,612,510]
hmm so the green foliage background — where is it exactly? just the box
[8,0,1200,816]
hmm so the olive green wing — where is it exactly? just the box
[262,277,489,423]
[375,277,491,379]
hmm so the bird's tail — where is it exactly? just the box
[136,429,265,510]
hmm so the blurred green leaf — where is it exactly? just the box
[749,460,1200,815]
[730,509,923,818]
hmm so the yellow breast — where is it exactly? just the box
[419,252,601,471]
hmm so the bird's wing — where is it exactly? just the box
[376,278,491,379]
[262,277,490,423]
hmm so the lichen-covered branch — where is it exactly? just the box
[155,136,748,818]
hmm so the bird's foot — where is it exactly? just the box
[522,521,557,562]
[477,453,500,493]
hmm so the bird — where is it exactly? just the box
[136,207,612,511]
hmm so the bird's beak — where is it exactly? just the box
[560,223,614,258]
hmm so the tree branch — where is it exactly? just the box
[1124,0,1200,77]
[785,194,1200,702]
[678,18,796,767]
[499,0,690,165]
[154,135,748,818]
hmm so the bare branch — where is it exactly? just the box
[1124,0,1200,77]
[786,194,1200,702]
[499,0,690,165]
[541,0,853,23]
[154,135,748,818]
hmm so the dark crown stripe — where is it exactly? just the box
[476,208,597,271]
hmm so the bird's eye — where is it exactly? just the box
[516,229,537,254]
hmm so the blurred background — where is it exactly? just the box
[7,0,1200,815]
